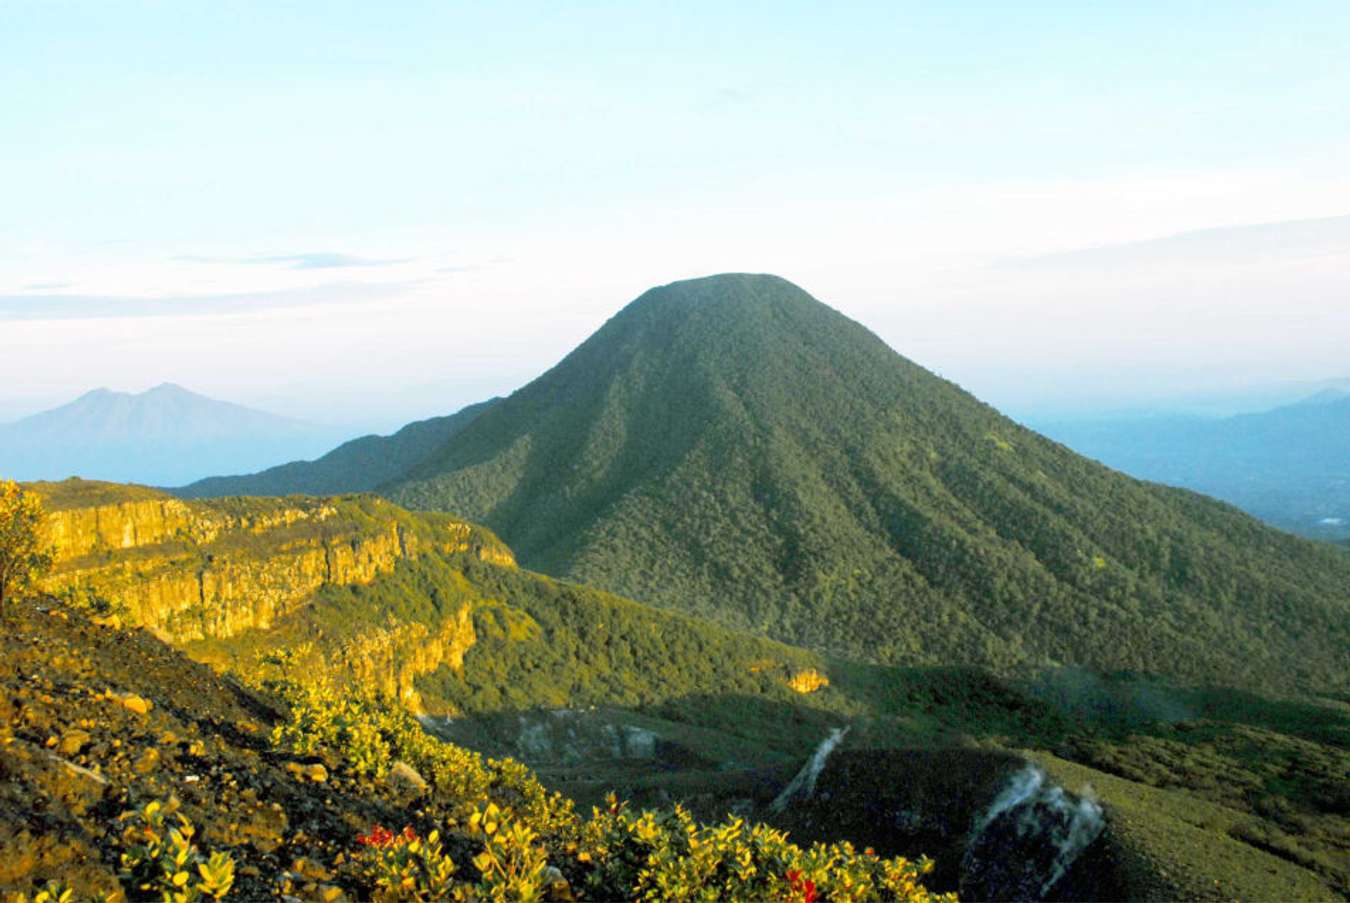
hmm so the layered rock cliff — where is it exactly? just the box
[322,603,477,713]
[32,479,514,646]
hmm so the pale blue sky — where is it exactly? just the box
[3,2,1350,426]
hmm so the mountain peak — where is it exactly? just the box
[376,275,1348,693]
[181,276,1350,693]
[586,273,883,380]
[0,384,336,485]
[145,381,194,396]
[653,272,802,295]
[627,272,816,317]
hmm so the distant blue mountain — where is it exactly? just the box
[0,384,347,486]
[1035,393,1350,540]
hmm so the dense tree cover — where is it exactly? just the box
[431,558,823,713]
[196,550,824,717]
[177,398,499,498]
[366,274,1349,693]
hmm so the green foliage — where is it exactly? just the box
[578,795,953,902]
[428,557,822,713]
[178,398,499,498]
[24,477,169,512]
[272,682,951,903]
[354,826,459,902]
[0,479,53,619]
[466,803,549,902]
[29,880,76,903]
[50,583,127,619]
[209,548,821,717]
[270,681,576,832]
[363,274,1350,694]
[1036,672,1350,892]
[116,797,235,902]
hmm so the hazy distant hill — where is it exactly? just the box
[178,398,499,498]
[179,274,1350,691]
[1035,393,1350,540]
[0,383,343,485]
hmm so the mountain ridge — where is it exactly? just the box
[0,384,344,485]
[180,274,1350,692]
[179,397,500,498]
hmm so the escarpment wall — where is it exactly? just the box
[36,485,515,644]
[331,603,478,713]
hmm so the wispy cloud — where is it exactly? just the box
[20,281,72,291]
[177,251,413,270]
[0,282,413,321]
[993,214,1350,271]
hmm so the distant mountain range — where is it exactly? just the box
[0,383,345,485]
[1034,392,1350,540]
[181,273,1350,693]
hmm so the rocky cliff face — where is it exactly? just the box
[43,495,200,558]
[34,480,515,647]
[332,603,478,714]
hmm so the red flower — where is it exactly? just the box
[356,825,397,848]
[785,869,817,903]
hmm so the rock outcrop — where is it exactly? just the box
[332,603,478,713]
[33,480,515,645]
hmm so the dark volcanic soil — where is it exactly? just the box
[0,600,442,900]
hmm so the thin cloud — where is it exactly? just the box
[264,252,413,269]
[20,281,72,290]
[177,252,413,270]
[0,281,413,321]
[994,214,1350,271]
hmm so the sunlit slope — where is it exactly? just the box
[32,478,827,719]
[382,274,1349,692]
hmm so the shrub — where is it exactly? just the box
[117,798,235,901]
[578,795,953,902]
[273,683,952,902]
[466,803,549,902]
[354,825,458,902]
[270,681,576,834]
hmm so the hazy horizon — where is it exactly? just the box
[5,3,1350,429]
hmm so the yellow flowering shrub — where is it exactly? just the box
[116,798,235,902]
[354,825,458,902]
[578,795,954,903]
[271,682,954,902]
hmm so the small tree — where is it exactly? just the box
[0,480,52,620]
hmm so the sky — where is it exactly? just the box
[3,1,1350,429]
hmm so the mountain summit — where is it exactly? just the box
[0,384,341,485]
[193,275,1350,690]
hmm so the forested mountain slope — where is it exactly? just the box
[375,274,1350,692]
[178,398,499,498]
[32,478,822,718]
